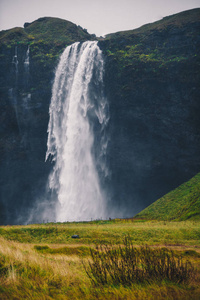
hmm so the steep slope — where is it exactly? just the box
[135,172,200,221]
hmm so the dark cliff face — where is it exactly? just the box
[99,8,200,216]
[0,42,53,224]
[0,10,200,224]
[0,18,92,224]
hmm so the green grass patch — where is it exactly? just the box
[34,245,90,256]
[135,172,200,221]
[0,220,200,246]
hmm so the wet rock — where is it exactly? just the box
[72,235,80,239]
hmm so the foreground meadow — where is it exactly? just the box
[0,220,200,299]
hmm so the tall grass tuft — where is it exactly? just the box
[85,237,195,286]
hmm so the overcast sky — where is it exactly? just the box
[0,0,199,36]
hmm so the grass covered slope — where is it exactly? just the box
[0,16,91,45]
[24,17,91,43]
[105,8,200,38]
[135,173,200,221]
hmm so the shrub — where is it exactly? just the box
[34,245,50,252]
[84,236,195,286]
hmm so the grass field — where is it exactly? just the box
[0,219,200,299]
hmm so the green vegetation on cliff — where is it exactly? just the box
[24,17,91,43]
[135,172,200,221]
[106,8,200,38]
[0,8,200,226]
[0,16,91,45]
[101,8,200,89]
[98,8,200,216]
[0,17,93,78]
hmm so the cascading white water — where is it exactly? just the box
[24,45,30,72]
[46,41,109,222]
[23,45,31,108]
[10,46,21,133]
[24,45,30,87]
[12,46,18,76]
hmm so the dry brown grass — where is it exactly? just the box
[0,221,200,299]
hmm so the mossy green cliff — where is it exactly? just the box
[99,8,200,214]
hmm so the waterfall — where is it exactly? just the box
[12,46,19,77]
[10,47,21,133]
[23,45,31,108]
[24,45,30,73]
[46,41,109,222]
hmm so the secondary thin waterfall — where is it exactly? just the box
[23,46,31,108]
[12,46,18,77]
[46,41,109,222]
[24,45,30,72]
[10,46,21,133]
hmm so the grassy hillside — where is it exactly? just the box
[135,172,200,221]
[24,17,91,43]
[106,8,200,38]
[0,17,91,45]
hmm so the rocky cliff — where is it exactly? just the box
[0,9,200,224]
[100,8,200,216]
[0,18,92,224]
